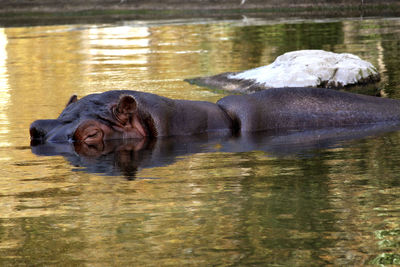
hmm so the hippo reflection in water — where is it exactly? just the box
[31,125,400,178]
[30,87,400,146]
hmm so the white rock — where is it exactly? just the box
[228,50,379,88]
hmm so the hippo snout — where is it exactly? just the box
[30,120,63,141]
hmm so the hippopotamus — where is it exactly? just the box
[30,87,400,146]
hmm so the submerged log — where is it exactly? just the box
[186,50,380,93]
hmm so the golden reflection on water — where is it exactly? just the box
[0,19,400,265]
[0,28,10,148]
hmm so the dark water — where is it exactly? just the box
[1,17,400,266]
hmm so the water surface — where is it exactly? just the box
[1,17,400,265]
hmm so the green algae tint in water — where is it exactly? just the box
[0,17,400,266]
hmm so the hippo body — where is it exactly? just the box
[30,88,400,146]
[217,87,400,132]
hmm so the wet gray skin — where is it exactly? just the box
[30,88,400,146]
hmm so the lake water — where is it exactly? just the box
[1,16,400,266]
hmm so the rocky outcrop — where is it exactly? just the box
[187,50,381,93]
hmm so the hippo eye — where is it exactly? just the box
[87,130,100,138]
[74,120,104,144]
[83,128,103,145]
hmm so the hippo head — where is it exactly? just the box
[30,91,148,146]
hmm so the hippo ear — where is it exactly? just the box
[66,95,78,107]
[116,95,137,115]
[114,95,137,125]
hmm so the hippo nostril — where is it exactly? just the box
[29,125,45,139]
[29,119,62,141]
[30,121,48,140]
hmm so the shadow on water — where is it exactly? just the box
[31,123,400,179]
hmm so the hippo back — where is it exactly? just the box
[217,87,400,132]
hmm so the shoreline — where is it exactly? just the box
[1,2,400,27]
